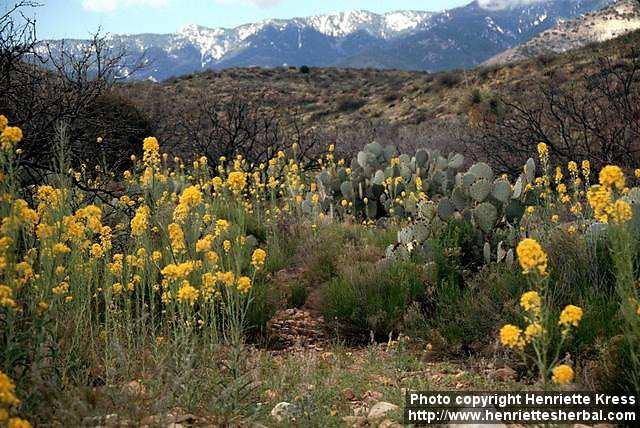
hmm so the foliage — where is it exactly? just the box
[1,112,640,423]
[323,260,427,341]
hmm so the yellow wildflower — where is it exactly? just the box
[516,238,548,275]
[90,243,104,259]
[236,276,251,293]
[537,142,548,159]
[499,324,524,350]
[551,364,574,385]
[0,285,15,308]
[251,248,267,270]
[52,242,71,255]
[177,280,198,304]
[179,185,202,208]
[227,171,247,193]
[559,305,583,328]
[130,205,150,236]
[1,126,23,150]
[0,370,20,406]
[610,199,633,224]
[168,223,186,253]
[160,260,199,281]
[599,165,624,190]
[142,136,160,166]
[196,234,214,252]
[520,291,541,315]
[524,323,543,342]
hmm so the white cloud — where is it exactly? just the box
[81,0,170,13]
[478,0,547,10]
[212,0,282,8]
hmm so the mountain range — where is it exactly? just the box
[39,0,618,81]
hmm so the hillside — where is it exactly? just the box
[121,28,640,130]
[486,0,640,65]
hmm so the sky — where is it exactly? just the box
[15,0,476,40]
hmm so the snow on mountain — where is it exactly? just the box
[40,0,617,81]
[176,10,434,62]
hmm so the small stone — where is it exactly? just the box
[572,425,593,428]
[343,388,356,401]
[353,406,369,417]
[492,367,517,382]
[368,402,399,419]
[270,402,300,422]
[363,390,384,403]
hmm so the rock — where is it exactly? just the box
[343,387,356,401]
[491,367,517,382]
[572,425,593,428]
[363,390,384,403]
[172,414,197,424]
[368,402,399,419]
[353,406,369,417]
[267,308,326,349]
[270,402,301,422]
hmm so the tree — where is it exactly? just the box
[1,3,151,183]
[470,48,640,175]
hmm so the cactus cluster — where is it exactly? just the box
[385,157,541,265]
[315,141,465,220]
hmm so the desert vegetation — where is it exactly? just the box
[1,2,640,426]
[1,115,640,425]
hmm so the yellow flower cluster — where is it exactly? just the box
[179,185,202,208]
[177,280,199,304]
[586,166,633,224]
[0,116,23,151]
[558,304,583,331]
[520,291,541,315]
[0,370,31,427]
[168,223,186,253]
[227,171,247,193]
[131,205,151,236]
[551,364,574,385]
[251,248,267,270]
[161,260,200,281]
[599,165,625,190]
[516,238,548,275]
[0,284,16,308]
[537,143,549,159]
[142,136,160,166]
[236,276,251,293]
[500,324,525,350]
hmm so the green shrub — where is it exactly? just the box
[287,283,308,308]
[436,71,463,89]
[323,261,427,341]
[336,97,366,112]
[429,263,528,351]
